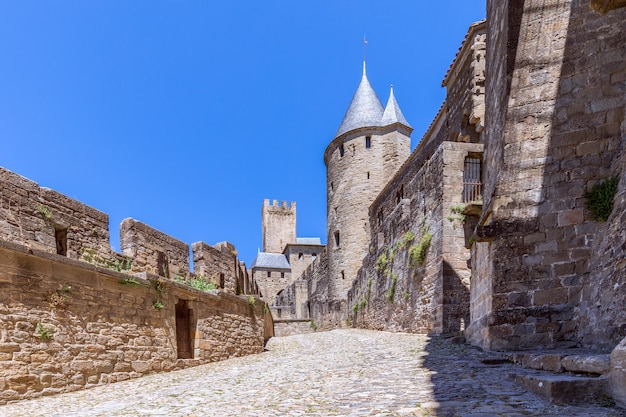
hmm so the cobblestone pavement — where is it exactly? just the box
[2,329,624,417]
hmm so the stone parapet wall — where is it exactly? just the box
[121,217,190,276]
[0,167,111,261]
[0,240,271,404]
[0,165,259,300]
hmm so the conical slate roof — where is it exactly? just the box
[335,62,384,138]
[381,85,412,128]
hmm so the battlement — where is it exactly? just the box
[0,165,258,296]
[263,199,296,210]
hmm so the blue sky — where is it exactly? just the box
[1,1,486,267]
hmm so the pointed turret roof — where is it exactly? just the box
[381,85,412,128]
[334,62,384,138]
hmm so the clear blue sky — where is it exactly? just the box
[1,1,486,267]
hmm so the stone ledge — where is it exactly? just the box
[514,370,609,405]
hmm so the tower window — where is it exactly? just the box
[298,252,303,260]
[331,182,334,192]
[281,272,285,278]
[365,136,371,148]
[341,270,345,280]
[462,157,483,203]
[367,172,370,179]
[334,231,340,248]
[219,273,225,289]
[339,144,345,157]
[267,271,271,278]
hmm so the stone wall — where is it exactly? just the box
[0,240,271,404]
[121,218,190,276]
[192,241,242,295]
[0,167,111,262]
[467,0,626,350]
[253,267,291,305]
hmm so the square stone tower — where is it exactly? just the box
[262,199,296,253]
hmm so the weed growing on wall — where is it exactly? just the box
[310,320,318,331]
[409,232,433,268]
[585,176,619,221]
[36,204,52,220]
[119,277,141,286]
[386,273,398,303]
[47,284,73,309]
[247,295,256,306]
[152,300,164,310]
[375,252,389,274]
[35,322,53,340]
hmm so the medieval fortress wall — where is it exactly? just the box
[0,166,271,403]
[274,0,626,361]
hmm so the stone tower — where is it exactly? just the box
[324,62,413,299]
[262,199,296,253]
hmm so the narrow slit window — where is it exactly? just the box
[55,227,67,256]
[334,231,340,248]
[339,144,345,157]
[365,136,371,148]
[219,273,225,289]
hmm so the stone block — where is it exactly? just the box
[533,287,568,305]
[562,354,610,375]
[515,371,608,405]
[610,337,626,408]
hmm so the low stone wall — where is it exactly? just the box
[273,320,315,337]
[0,240,271,404]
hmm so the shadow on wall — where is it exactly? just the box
[442,261,470,334]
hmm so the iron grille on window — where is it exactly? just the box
[462,157,482,203]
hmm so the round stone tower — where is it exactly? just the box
[324,62,413,299]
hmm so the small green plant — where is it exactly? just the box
[153,278,167,295]
[247,295,256,306]
[468,235,476,247]
[585,176,619,221]
[47,284,72,309]
[263,303,270,314]
[119,277,141,286]
[352,303,359,314]
[152,299,164,310]
[36,204,52,220]
[35,322,53,340]
[448,204,466,224]
[109,258,132,273]
[387,273,398,303]
[187,278,218,292]
[375,251,389,274]
[396,230,416,251]
[359,298,367,310]
[409,232,432,268]
[403,290,411,301]
[310,320,318,331]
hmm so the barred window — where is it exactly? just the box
[462,157,482,203]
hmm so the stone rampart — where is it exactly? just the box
[467,0,626,351]
[0,239,271,404]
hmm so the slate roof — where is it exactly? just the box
[381,85,412,128]
[335,62,385,138]
[295,237,323,245]
[335,62,411,139]
[250,252,291,270]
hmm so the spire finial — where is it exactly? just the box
[363,35,368,76]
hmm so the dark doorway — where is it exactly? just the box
[175,300,193,359]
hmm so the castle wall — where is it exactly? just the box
[121,218,190,276]
[191,241,241,295]
[261,200,296,253]
[0,239,271,404]
[0,167,111,262]
[253,268,291,305]
[467,0,626,350]
[285,244,322,282]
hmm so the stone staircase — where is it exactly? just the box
[502,350,614,406]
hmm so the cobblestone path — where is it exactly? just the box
[2,329,623,416]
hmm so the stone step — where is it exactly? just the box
[505,351,611,375]
[513,370,610,406]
